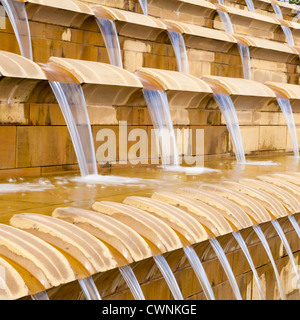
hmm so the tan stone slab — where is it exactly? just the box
[216,4,280,32]
[148,0,216,18]
[46,57,143,106]
[265,81,300,112]
[234,35,298,63]
[52,207,152,265]
[164,20,236,53]
[223,180,288,218]
[240,178,300,214]
[199,184,272,224]
[10,213,118,276]
[136,68,212,108]
[149,192,233,237]
[177,187,253,229]
[0,51,46,80]
[202,75,276,110]
[92,201,183,254]
[25,0,94,28]
[93,6,166,41]
[0,224,76,292]
[123,195,209,244]
[0,256,30,300]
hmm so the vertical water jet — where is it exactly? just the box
[119,265,145,300]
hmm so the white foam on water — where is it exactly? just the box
[160,165,219,175]
[236,160,279,166]
[0,181,54,193]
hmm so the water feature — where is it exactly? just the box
[31,291,50,300]
[138,0,148,15]
[78,276,102,300]
[209,238,242,300]
[167,31,189,74]
[217,10,234,35]
[233,231,265,300]
[276,98,299,157]
[153,255,183,300]
[142,89,180,167]
[95,17,123,68]
[2,0,33,60]
[271,4,295,46]
[49,81,98,177]
[213,94,246,164]
[271,220,300,292]
[184,246,215,300]
[238,43,252,80]
[245,0,255,13]
[253,225,286,300]
[288,215,300,239]
[119,265,145,300]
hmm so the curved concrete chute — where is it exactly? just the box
[199,184,272,224]
[265,81,300,111]
[46,57,143,106]
[136,68,212,108]
[52,207,152,265]
[271,173,300,187]
[233,35,299,63]
[149,192,233,237]
[223,181,288,218]
[239,178,300,214]
[24,0,94,28]
[10,213,118,277]
[163,20,236,53]
[202,75,276,110]
[0,256,30,300]
[0,224,76,293]
[178,187,253,229]
[148,0,216,18]
[92,201,183,255]
[123,196,209,244]
[93,6,167,41]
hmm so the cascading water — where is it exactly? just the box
[288,215,300,239]
[153,255,183,300]
[142,89,180,167]
[119,265,145,300]
[138,0,148,15]
[253,225,287,300]
[271,220,300,292]
[184,246,215,300]
[245,0,255,13]
[2,0,33,60]
[209,238,242,300]
[276,98,299,158]
[233,231,265,300]
[78,276,102,300]
[217,10,252,80]
[49,82,98,177]
[238,43,252,80]
[95,17,123,68]
[31,291,50,300]
[213,94,246,164]
[167,31,189,74]
[271,4,295,46]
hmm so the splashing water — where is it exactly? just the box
[79,276,102,300]
[49,82,98,177]
[253,225,286,300]
[2,0,33,60]
[142,89,180,167]
[184,246,215,300]
[272,220,300,292]
[138,0,148,15]
[209,238,242,300]
[168,31,189,73]
[31,291,50,300]
[154,255,183,300]
[95,17,123,68]
[213,94,246,164]
[276,98,299,157]
[233,231,265,300]
[238,43,252,80]
[119,265,145,300]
